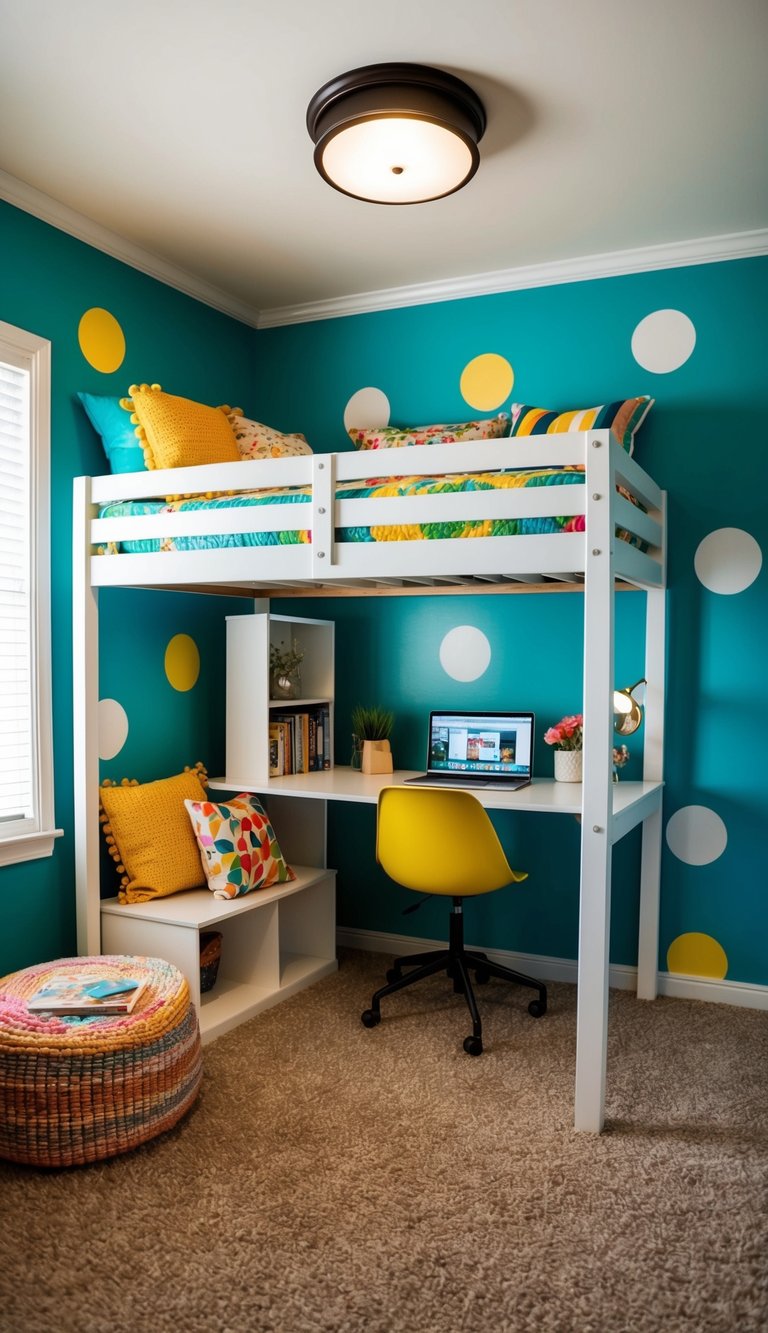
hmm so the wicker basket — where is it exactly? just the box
[199,931,222,993]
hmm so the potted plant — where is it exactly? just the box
[269,637,304,700]
[543,712,583,782]
[351,704,394,774]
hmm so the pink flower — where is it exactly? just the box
[544,713,584,751]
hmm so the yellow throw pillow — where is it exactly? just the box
[120,383,240,470]
[100,764,209,903]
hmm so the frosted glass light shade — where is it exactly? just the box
[319,116,476,204]
[307,64,485,205]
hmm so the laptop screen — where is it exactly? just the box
[426,711,535,781]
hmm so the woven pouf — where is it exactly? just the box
[0,954,203,1167]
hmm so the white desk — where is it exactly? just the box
[210,769,664,1132]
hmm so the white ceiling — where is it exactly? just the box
[2,0,767,323]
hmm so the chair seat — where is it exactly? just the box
[362,785,547,1054]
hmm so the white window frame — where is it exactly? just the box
[0,320,61,866]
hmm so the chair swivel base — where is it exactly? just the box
[361,900,547,1056]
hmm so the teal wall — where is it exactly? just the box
[258,258,768,985]
[2,192,766,990]
[0,201,255,974]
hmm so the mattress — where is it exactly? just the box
[96,469,587,554]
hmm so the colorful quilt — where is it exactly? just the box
[97,469,591,554]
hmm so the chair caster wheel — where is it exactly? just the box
[528,999,547,1019]
[361,1009,381,1028]
[463,1035,483,1056]
[386,968,400,984]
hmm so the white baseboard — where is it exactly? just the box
[336,927,768,1011]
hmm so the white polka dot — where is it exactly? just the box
[439,626,491,682]
[694,528,762,594]
[631,309,696,373]
[666,805,727,866]
[343,387,391,433]
[98,698,129,761]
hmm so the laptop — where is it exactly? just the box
[405,710,535,792]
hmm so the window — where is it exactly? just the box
[0,320,60,866]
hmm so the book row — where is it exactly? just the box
[269,704,331,776]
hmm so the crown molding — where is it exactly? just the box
[0,170,262,329]
[258,227,768,327]
[3,171,765,333]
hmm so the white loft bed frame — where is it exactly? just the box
[72,429,667,1132]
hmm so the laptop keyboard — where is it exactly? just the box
[406,775,528,790]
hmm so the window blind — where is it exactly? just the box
[0,356,33,825]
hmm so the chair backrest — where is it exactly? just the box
[376,785,526,897]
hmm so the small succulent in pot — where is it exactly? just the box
[351,704,394,768]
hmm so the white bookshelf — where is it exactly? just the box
[100,865,336,1044]
[226,610,334,789]
[98,607,339,1044]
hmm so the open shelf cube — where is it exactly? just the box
[100,865,337,1043]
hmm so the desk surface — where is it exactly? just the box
[210,768,663,832]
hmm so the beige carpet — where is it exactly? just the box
[1,948,766,1333]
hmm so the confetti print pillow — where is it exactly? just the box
[185,793,295,899]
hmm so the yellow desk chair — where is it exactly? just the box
[361,785,547,1056]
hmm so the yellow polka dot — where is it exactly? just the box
[78,308,126,373]
[460,354,514,412]
[164,634,200,692]
[666,932,728,980]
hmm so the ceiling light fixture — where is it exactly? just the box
[306,63,486,205]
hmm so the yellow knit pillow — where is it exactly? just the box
[100,764,208,904]
[120,383,240,470]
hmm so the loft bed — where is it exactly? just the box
[74,431,663,595]
[72,428,667,1132]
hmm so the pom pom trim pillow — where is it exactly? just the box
[348,413,510,451]
[78,392,147,474]
[99,764,209,904]
[120,383,240,470]
[510,398,653,455]
[224,410,313,461]
[185,793,295,899]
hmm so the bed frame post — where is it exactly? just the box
[636,503,667,998]
[72,476,102,955]
[575,431,615,1132]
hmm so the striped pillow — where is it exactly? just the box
[510,397,653,455]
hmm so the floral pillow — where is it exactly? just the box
[348,413,510,451]
[510,397,653,455]
[185,793,295,899]
[224,411,313,461]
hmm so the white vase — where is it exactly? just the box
[554,749,582,782]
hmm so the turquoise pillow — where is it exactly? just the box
[78,392,146,473]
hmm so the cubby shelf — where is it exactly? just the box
[97,609,338,1044]
[101,865,337,1044]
